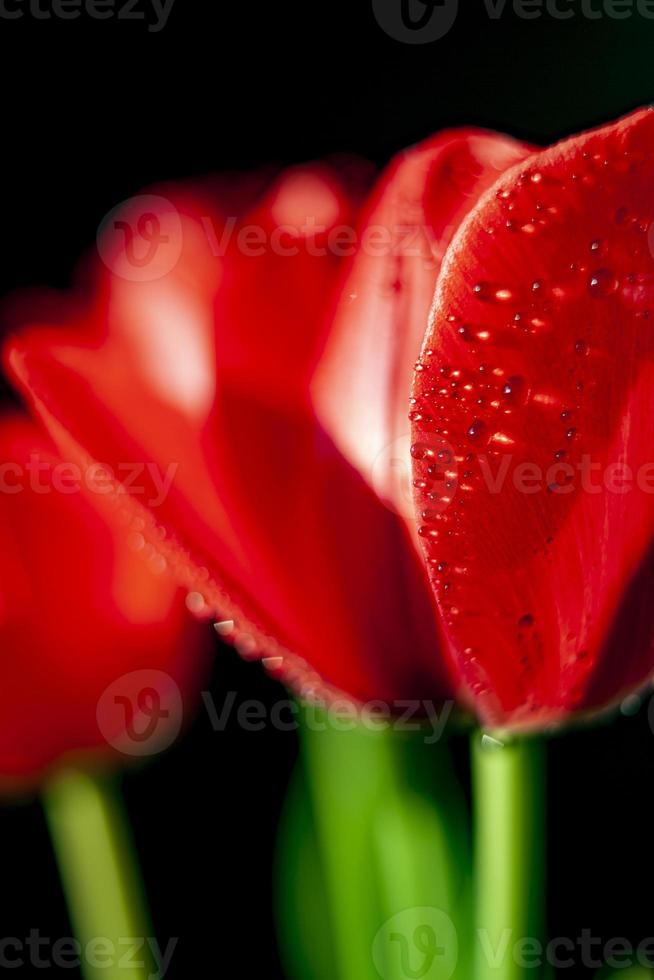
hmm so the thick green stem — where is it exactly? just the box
[43,768,154,980]
[300,711,387,980]
[298,705,471,980]
[472,733,545,980]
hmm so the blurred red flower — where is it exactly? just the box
[5,108,654,729]
[0,413,210,784]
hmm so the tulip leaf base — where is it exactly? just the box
[43,768,154,980]
[472,734,545,980]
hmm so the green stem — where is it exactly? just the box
[300,709,386,980]
[372,733,471,980]
[472,733,545,980]
[299,705,471,980]
[43,768,154,980]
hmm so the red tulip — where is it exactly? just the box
[0,412,210,784]
[5,110,654,729]
[410,106,654,729]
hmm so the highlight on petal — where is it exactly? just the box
[312,129,532,527]
[410,108,654,729]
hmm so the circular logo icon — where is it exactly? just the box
[372,0,459,44]
[372,907,458,980]
[97,194,183,282]
[371,433,416,519]
[97,669,183,757]
[372,433,458,521]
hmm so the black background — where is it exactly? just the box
[1,2,654,977]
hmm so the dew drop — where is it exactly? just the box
[474,281,513,303]
[574,339,588,356]
[588,268,618,298]
[186,592,206,615]
[236,633,258,659]
[501,375,525,403]
[214,619,235,636]
[410,442,436,461]
[466,419,488,444]
[150,554,167,575]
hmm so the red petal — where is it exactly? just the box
[0,414,209,783]
[5,169,454,704]
[313,130,532,524]
[411,108,654,729]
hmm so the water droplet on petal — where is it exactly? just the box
[466,419,488,444]
[186,592,206,614]
[411,442,436,461]
[588,268,618,298]
[501,375,525,403]
[236,633,258,659]
[474,281,513,303]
